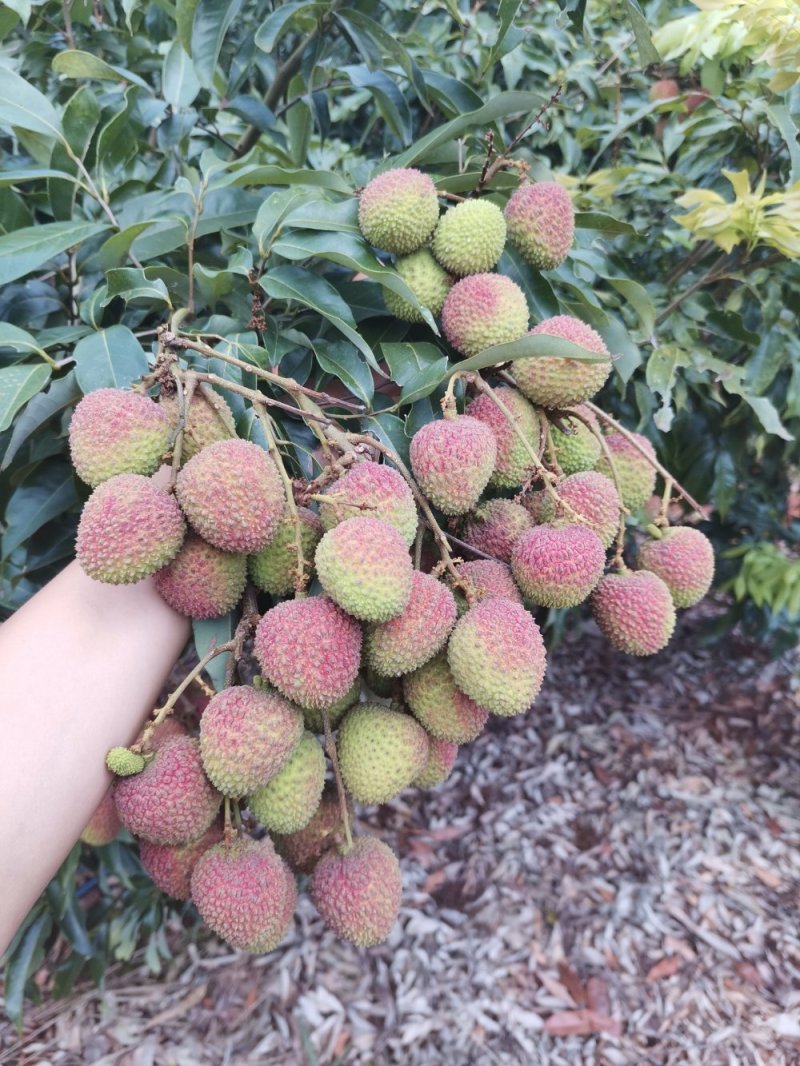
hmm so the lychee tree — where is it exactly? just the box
[0,0,795,1021]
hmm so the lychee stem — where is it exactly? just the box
[585,402,705,518]
[543,420,564,479]
[321,706,353,852]
[166,365,194,490]
[656,478,673,528]
[255,406,309,596]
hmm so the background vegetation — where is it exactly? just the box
[0,0,797,1022]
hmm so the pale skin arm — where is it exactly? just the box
[0,560,190,956]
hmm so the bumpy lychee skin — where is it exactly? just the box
[191,837,297,954]
[302,678,361,735]
[463,499,533,564]
[315,517,413,623]
[154,534,247,618]
[76,474,186,584]
[384,249,452,322]
[466,387,541,489]
[248,733,326,834]
[113,736,222,845]
[510,316,612,409]
[139,823,223,900]
[365,571,457,678]
[432,200,506,276]
[319,463,417,546]
[80,790,121,846]
[403,652,489,743]
[637,527,714,608]
[452,560,523,608]
[539,471,621,549]
[337,704,429,804]
[410,416,497,516]
[311,836,402,947]
[358,167,439,255]
[106,747,146,776]
[504,181,575,271]
[200,686,304,798]
[254,596,362,710]
[176,439,285,553]
[551,405,602,474]
[441,273,529,359]
[413,737,458,788]
[159,389,233,463]
[591,570,676,656]
[447,598,546,717]
[595,432,658,513]
[69,388,171,487]
[511,524,606,608]
[274,784,349,874]
[249,507,323,596]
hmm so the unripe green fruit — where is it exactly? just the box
[403,652,489,743]
[106,747,146,776]
[432,200,506,276]
[249,507,323,596]
[248,733,326,834]
[384,249,452,321]
[550,405,602,474]
[595,431,658,513]
[337,704,429,804]
[358,167,439,254]
[159,390,233,463]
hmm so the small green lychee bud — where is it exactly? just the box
[106,746,146,777]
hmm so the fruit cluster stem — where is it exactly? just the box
[321,707,353,852]
[167,366,195,490]
[657,477,674,528]
[256,406,309,595]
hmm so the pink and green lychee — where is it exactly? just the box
[636,526,714,608]
[248,732,326,834]
[69,388,171,487]
[403,652,489,743]
[80,789,121,846]
[511,523,606,608]
[302,677,362,735]
[413,737,458,788]
[410,415,497,516]
[441,273,529,359]
[510,316,612,409]
[538,471,621,549]
[274,784,350,874]
[451,560,523,610]
[466,386,542,489]
[319,463,418,546]
[365,570,457,677]
[139,822,223,900]
[591,569,676,655]
[310,836,402,947]
[463,499,533,564]
[595,432,658,513]
[159,389,233,463]
[249,507,323,596]
[504,181,575,271]
[154,533,247,618]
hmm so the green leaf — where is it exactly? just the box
[623,0,661,67]
[72,326,150,392]
[574,211,639,236]
[92,222,157,271]
[342,64,412,144]
[399,359,450,405]
[1,0,30,23]
[760,103,800,186]
[221,164,352,194]
[254,1,325,53]
[0,323,49,361]
[646,345,690,432]
[0,68,64,142]
[335,9,429,109]
[193,616,233,692]
[499,248,559,320]
[313,339,374,406]
[451,333,610,375]
[176,0,200,54]
[281,197,359,234]
[0,169,78,187]
[260,266,379,372]
[3,911,52,1030]
[51,50,148,88]
[252,188,309,255]
[2,371,81,470]
[381,341,444,386]
[360,412,409,465]
[481,0,522,74]
[0,363,51,432]
[0,220,109,285]
[191,0,244,88]
[2,463,79,559]
[607,277,655,335]
[270,230,435,329]
[104,268,173,308]
[162,41,201,109]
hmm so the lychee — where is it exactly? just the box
[463,499,533,563]
[319,462,417,546]
[409,415,497,516]
[550,405,602,474]
[154,533,247,618]
[403,652,489,743]
[199,686,304,797]
[595,432,657,513]
[254,596,362,710]
[538,471,621,549]
[358,167,439,254]
[76,474,185,584]
[504,181,575,271]
[176,439,285,553]
[384,248,452,321]
[159,389,233,462]
[80,789,120,846]
[441,273,529,359]
[447,598,546,717]
[451,559,523,608]
[113,736,221,845]
[274,784,349,874]
[466,386,542,489]
[139,822,223,900]
[302,677,361,735]
[337,704,429,804]
[249,506,323,595]
[365,571,457,677]
[248,733,326,834]
[510,316,612,408]
[413,738,458,788]
[106,746,146,776]
[511,523,606,607]
[191,837,297,953]
[311,836,402,947]
[315,516,413,623]
[636,526,714,608]
[432,199,506,276]
[591,569,676,655]
[69,388,171,487]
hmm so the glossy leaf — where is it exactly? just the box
[72,326,150,392]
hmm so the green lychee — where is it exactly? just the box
[384,248,452,321]
[302,677,362,735]
[106,746,146,776]
[595,432,658,513]
[550,405,602,474]
[248,733,326,834]
[432,200,506,276]
[159,389,233,463]
[249,506,323,596]
[337,704,429,804]
[358,167,439,254]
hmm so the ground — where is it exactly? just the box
[2,605,799,1066]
